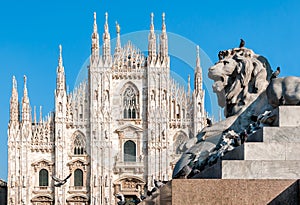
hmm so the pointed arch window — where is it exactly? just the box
[74,169,83,186]
[73,133,85,155]
[124,140,136,162]
[123,86,139,119]
[39,169,49,186]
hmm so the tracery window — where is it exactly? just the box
[39,169,49,186]
[123,86,138,119]
[124,140,136,162]
[74,169,83,186]
[73,134,85,155]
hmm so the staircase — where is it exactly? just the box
[222,106,300,179]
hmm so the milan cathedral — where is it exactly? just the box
[7,12,206,205]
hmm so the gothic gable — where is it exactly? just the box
[67,159,89,172]
[31,159,54,172]
[115,124,143,139]
[31,195,53,202]
[66,195,89,202]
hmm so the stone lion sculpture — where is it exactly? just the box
[172,46,274,180]
[267,76,300,107]
[208,47,272,117]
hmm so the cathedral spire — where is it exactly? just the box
[148,12,156,62]
[91,12,100,62]
[193,45,205,135]
[114,21,121,58]
[56,45,66,95]
[22,75,31,122]
[102,12,111,62]
[9,76,19,123]
[194,45,202,93]
[39,106,43,123]
[159,12,168,60]
[58,44,63,71]
[33,106,37,124]
[22,75,29,104]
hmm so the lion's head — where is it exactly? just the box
[208,47,272,117]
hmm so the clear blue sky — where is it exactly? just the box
[1,0,300,180]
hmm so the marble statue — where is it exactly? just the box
[267,76,300,107]
[208,47,272,117]
[172,45,284,179]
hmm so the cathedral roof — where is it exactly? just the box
[112,41,146,71]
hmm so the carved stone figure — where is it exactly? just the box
[173,45,278,179]
[208,47,272,117]
[267,76,300,107]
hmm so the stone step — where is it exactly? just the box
[222,160,300,179]
[244,142,300,160]
[222,142,300,161]
[248,127,300,143]
[274,106,300,127]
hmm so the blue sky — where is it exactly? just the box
[1,0,300,180]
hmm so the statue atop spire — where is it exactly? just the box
[58,44,63,68]
[159,12,168,60]
[194,45,203,95]
[150,12,154,31]
[56,45,66,95]
[39,106,43,123]
[196,45,201,70]
[116,21,120,34]
[23,75,28,100]
[93,12,97,33]
[91,12,99,62]
[102,12,111,62]
[114,21,121,58]
[22,75,31,123]
[148,12,157,62]
[104,12,109,32]
[9,76,19,123]
[162,12,166,31]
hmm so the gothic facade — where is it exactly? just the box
[7,12,206,205]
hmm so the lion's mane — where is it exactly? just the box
[208,48,272,117]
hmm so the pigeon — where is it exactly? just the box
[140,194,146,200]
[270,66,280,80]
[239,39,245,48]
[154,179,167,188]
[279,96,285,106]
[218,51,225,60]
[206,118,212,127]
[240,130,248,144]
[52,173,72,187]
[115,193,126,205]
[146,187,157,197]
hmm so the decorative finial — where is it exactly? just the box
[39,106,42,122]
[94,12,97,21]
[12,76,17,89]
[162,12,166,31]
[59,44,62,58]
[34,106,37,124]
[58,44,63,67]
[115,21,120,34]
[196,45,201,69]
[151,12,154,25]
[105,12,108,24]
[23,75,27,88]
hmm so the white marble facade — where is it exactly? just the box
[7,12,206,205]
